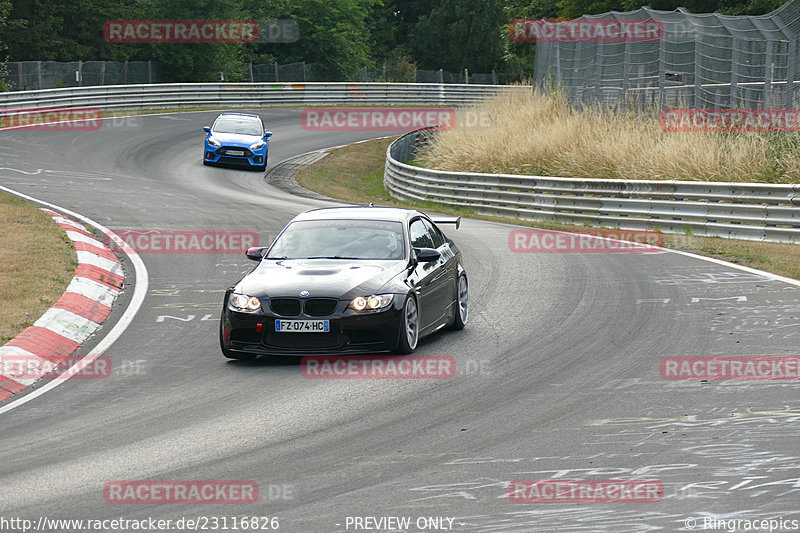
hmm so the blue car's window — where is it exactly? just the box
[267,220,405,260]
[213,117,263,136]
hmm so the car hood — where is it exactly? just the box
[208,132,262,146]
[236,259,407,299]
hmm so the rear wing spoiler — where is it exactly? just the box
[430,216,461,230]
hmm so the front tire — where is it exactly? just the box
[396,294,419,354]
[450,274,468,330]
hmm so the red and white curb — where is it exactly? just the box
[0,209,124,401]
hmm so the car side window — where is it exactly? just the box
[409,219,435,248]
[422,219,445,248]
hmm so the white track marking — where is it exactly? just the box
[32,308,100,344]
[0,167,43,175]
[66,277,120,305]
[52,216,89,231]
[76,251,122,272]
[64,230,104,247]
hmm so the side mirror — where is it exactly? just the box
[414,247,440,263]
[203,126,211,133]
[245,246,268,261]
[264,131,272,138]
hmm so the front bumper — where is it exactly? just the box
[221,296,404,356]
[204,143,267,167]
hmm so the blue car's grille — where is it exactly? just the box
[215,146,254,158]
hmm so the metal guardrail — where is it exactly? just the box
[5,81,797,244]
[0,82,507,114]
[385,129,800,243]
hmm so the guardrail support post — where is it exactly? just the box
[100,61,106,85]
[788,38,798,108]
[302,61,306,82]
[730,37,740,107]
[77,60,82,87]
[249,62,254,83]
[657,32,666,108]
[274,61,278,82]
[36,61,42,90]
[765,40,774,107]
[693,30,701,107]
[438,69,443,84]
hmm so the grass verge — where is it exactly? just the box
[296,137,800,281]
[0,192,77,343]
[418,87,800,183]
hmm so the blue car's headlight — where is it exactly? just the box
[250,141,265,151]
[207,137,221,147]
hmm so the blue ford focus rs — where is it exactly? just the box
[203,113,271,171]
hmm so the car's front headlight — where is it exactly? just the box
[229,293,262,311]
[250,141,265,151]
[348,294,394,311]
[207,137,221,147]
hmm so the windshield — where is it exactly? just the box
[213,117,262,136]
[267,219,405,260]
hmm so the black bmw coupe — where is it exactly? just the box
[220,206,468,359]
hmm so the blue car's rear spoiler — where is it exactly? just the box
[430,216,461,230]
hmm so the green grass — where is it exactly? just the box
[0,192,77,343]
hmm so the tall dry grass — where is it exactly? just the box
[419,88,800,183]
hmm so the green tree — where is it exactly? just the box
[246,0,378,80]
[502,0,557,82]
[131,0,247,82]
[411,0,505,72]
[366,0,433,62]
[0,0,142,61]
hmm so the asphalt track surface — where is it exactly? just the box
[1,109,799,533]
